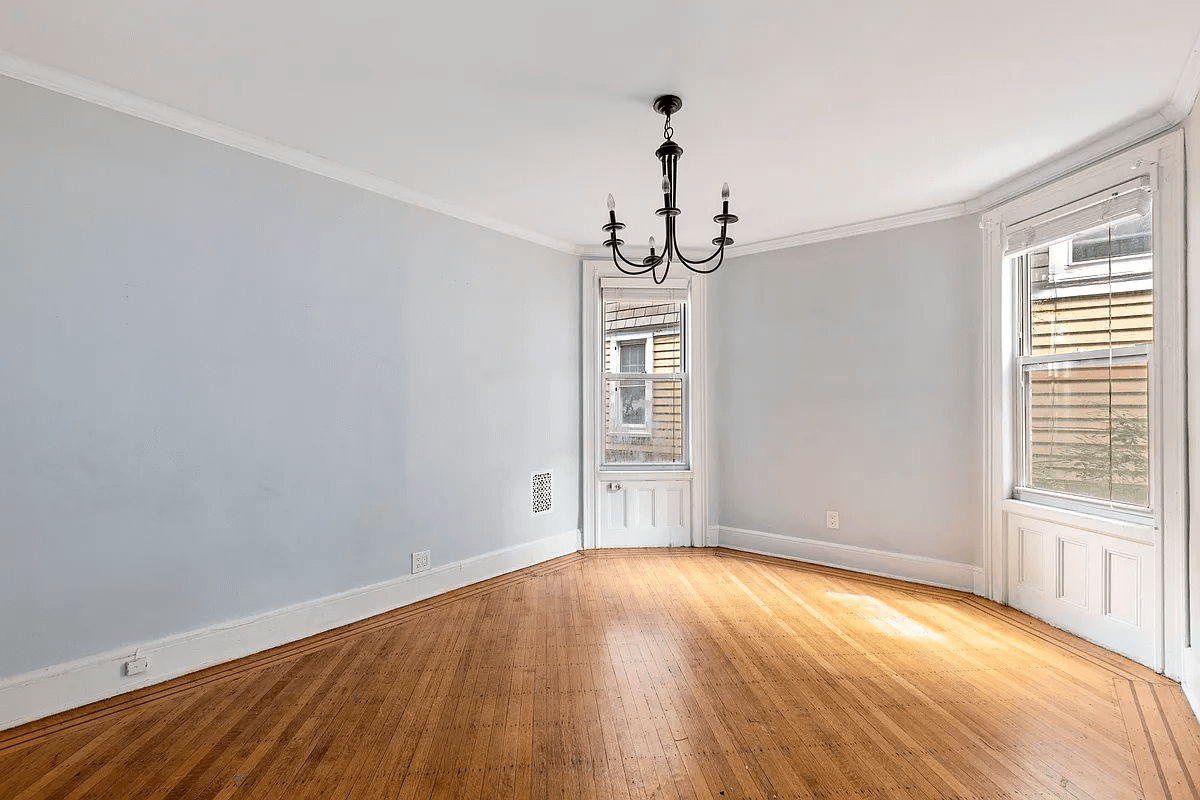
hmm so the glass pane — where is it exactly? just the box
[604,300,683,373]
[604,378,684,465]
[1071,214,1151,262]
[1026,361,1148,506]
[619,341,646,373]
[1027,211,1153,356]
[618,382,646,426]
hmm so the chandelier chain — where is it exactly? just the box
[663,112,673,141]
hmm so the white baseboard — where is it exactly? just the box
[718,525,981,593]
[972,567,988,598]
[1184,647,1200,723]
[706,525,721,547]
[0,529,580,732]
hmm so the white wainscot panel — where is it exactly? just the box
[1057,538,1089,608]
[599,479,690,548]
[1007,512,1155,667]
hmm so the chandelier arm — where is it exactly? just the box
[650,245,671,285]
[672,244,723,267]
[610,241,660,274]
[672,225,728,268]
[679,245,726,274]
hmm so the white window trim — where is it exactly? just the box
[582,259,710,550]
[981,130,1186,677]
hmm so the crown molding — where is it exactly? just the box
[722,203,968,259]
[1169,29,1200,119]
[0,49,580,256]
[965,108,1180,217]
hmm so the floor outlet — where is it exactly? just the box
[412,550,431,574]
[124,656,148,676]
[826,511,839,530]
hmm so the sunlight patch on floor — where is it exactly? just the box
[826,592,944,640]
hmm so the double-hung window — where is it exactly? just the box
[1010,180,1154,513]
[601,286,686,466]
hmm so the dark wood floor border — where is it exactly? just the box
[960,597,1167,684]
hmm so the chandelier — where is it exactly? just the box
[602,95,738,284]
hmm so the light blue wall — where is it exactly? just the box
[0,76,580,678]
[711,216,983,565]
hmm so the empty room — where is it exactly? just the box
[4,2,1200,797]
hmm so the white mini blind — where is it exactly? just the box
[1005,179,1152,256]
[600,276,687,302]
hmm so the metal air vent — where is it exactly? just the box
[532,471,552,515]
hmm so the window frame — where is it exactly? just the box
[598,283,690,471]
[980,130,1186,677]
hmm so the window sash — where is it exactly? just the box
[1017,353,1151,510]
[604,371,686,380]
[1018,344,1149,369]
[601,290,689,468]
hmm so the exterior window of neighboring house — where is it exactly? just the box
[1012,188,1153,511]
[602,294,685,465]
[617,341,648,428]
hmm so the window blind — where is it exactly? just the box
[600,276,687,302]
[1005,179,1152,256]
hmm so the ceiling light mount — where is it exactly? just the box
[652,94,683,117]
[603,94,738,283]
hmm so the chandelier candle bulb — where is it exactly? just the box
[722,182,730,200]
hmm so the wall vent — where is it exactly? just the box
[532,471,552,515]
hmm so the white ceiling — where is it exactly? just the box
[2,1,1199,253]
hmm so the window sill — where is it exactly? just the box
[1002,498,1155,545]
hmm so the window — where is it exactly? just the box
[602,292,686,466]
[1011,184,1153,512]
[615,338,650,431]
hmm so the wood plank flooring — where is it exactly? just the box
[3,548,1199,799]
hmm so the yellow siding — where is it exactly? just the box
[1030,289,1152,354]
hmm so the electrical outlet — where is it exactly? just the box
[412,550,431,574]
[124,656,148,676]
[826,511,840,530]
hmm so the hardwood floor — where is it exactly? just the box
[3,549,1199,799]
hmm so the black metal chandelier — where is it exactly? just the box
[603,95,738,284]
